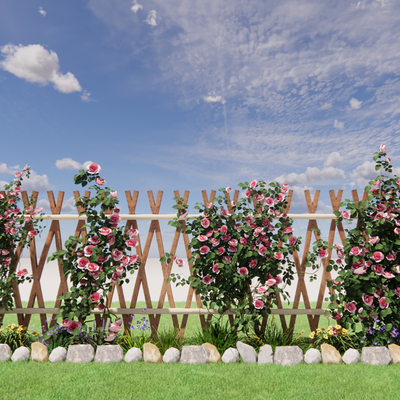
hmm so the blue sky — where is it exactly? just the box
[1,0,400,226]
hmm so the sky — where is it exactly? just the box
[1,0,400,254]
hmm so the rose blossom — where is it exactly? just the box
[99,227,112,236]
[289,236,297,245]
[126,239,138,247]
[78,258,90,269]
[109,214,121,224]
[346,302,356,313]
[16,269,28,277]
[249,180,257,188]
[173,256,184,267]
[199,245,210,255]
[319,249,328,258]
[379,144,386,154]
[383,271,395,279]
[257,286,268,294]
[362,294,374,307]
[340,211,350,219]
[249,260,258,268]
[202,275,212,285]
[237,267,248,275]
[127,229,139,237]
[198,235,208,242]
[129,255,139,264]
[254,299,264,310]
[395,288,400,297]
[67,320,80,334]
[372,251,384,262]
[95,177,105,186]
[28,230,38,237]
[201,218,210,228]
[217,247,225,255]
[111,249,123,261]
[212,263,220,274]
[245,190,252,198]
[90,292,103,302]
[226,187,232,193]
[265,197,274,207]
[109,323,122,333]
[110,191,118,198]
[267,278,277,286]
[284,227,294,234]
[274,252,284,260]
[84,245,95,257]
[210,238,220,247]
[368,236,380,245]
[220,225,228,233]
[87,163,101,174]
[223,256,231,264]
[87,263,100,272]
[379,297,389,309]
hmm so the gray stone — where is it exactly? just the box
[304,348,321,364]
[236,341,257,363]
[125,347,143,363]
[274,346,303,366]
[222,348,240,363]
[258,344,273,365]
[180,345,209,364]
[0,344,11,361]
[342,349,360,365]
[361,347,391,365]
[49,347,67,363]
[95,345,123,363]
[66,344,94,364]
[11,346,30,362]
[163,347,180,363]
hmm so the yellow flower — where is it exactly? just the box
[32,331,39,336]
[342,328,348,334]
[335,325,341,330]
[328,330,334,335]
[310,332,315,339]
[323,334,328,339]
[320,327,325,331]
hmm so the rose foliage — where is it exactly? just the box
[165,180,301,334]
[326,145,400,346]
[0,166,43,312]
[48,163,139,329]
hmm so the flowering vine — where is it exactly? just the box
[0,166,43,311]
[325,145,400,346]
[48,163,139,329]
[165,180,301,334]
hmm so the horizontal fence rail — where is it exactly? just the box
[0,187,367,336]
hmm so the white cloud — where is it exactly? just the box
[38,7,46,17]
[275,166,345,186]
[204,94,226,104]
[349,97,362,110]
[81,90,94,102]
[145,10,157,27]
[55,158,92,170]
[333,119,344,130]
[20,170,51,192]
[324,152,343,167]
[319,103,332,110]
[0,44,82,94]
[350,160,400,188]
[131,1,143,13]
[0,163,19,175]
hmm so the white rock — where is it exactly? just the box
[222,348,240,363]
[95,345,124,363]
[66,344,94,364]
[342,349,360,365]
[163,347,180,363]
[361,347,391,365]
[0,344,11,361]
[304,348,321,364]
[236,341,257,363]
[180,346,209,364]
[258,345,273,365]
[274,346,303,366]
[11,346,30,362]
[49,347,67,363]
[125,347,143,363]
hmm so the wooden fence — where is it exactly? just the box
[0,188,367,336]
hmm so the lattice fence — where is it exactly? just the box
[0,188,367,336]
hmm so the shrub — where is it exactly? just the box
[0,323,39,352]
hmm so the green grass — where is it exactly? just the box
[0,362,399,400]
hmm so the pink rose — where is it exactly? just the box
[126,239,138,247]
[379,297,389,309]
[395,288,400,297]
[284,227,294,234]
[67,320,81,334]
[84,245,95,257]
[99,227,112,236]
[265,197,274,207]
[112,249,123,261]
[28,230,38,237]
[173,256,184,267]
[257,286,268,294]
[258,246,267,256]
[249,260,258,268]
[212,264,220,274]
[110,191,118,198]
[95,177,105,186]
[90,292,103,302]
[223,256,232,264]
[372,251,384,262]
[129,255,139,264]
[198,235,208,242]
[249,180,257,188]
[346,302,356,313]
[368,236,380,245]
[239,237,247,246]
[221,234,230,241]
[201,218,210,228]
[199,245,210,255]
[274,252,284,260]
[350,247,362,256]
[245,190,252,198]
[226,187,232,193]
[220,225,228,234]
[87,263,99,272]
[386,252,397,261]
[379,144,386,154]
[109,214,121,224]
[254,299,264,310]
[340,211,350,219]
[78,258,90,270]
[127,228,139,237]
[267,278,277,286]
[319,249,328,258]
[289,236,297,245]
[202,275,212,285]
[15,171,22,178]
[104,333,116,342]
[237,267,248,275]
[16,269,28,277]
[87,163,101,174]
[217,247,225,255]
[109,323,122,333]
[383,271,395,279]
[88,236,100,245]
[362,294,374,307]
[210,238,220,247]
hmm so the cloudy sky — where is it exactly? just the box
[1,0,400,224]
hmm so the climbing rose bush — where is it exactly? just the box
[166,180,301,334]
[327,145,400,346]
[0,166,43,311]
[49,163,139,326]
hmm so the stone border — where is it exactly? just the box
[0,342,398,366]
